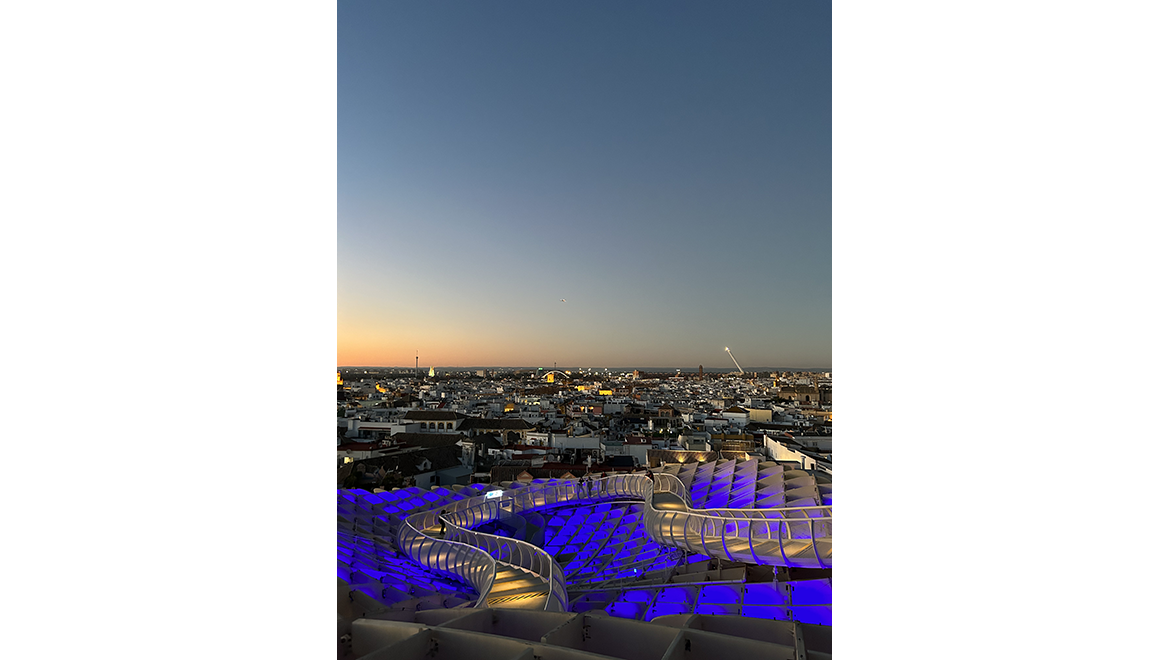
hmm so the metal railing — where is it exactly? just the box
[502,473,832,568]
[397,492,568,612]
[393,469,830,612]
[506,477,646,510]
[442,499,568,612]
[643,473,832,568]
[395,511,497,608]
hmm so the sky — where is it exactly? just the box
[339,1,831,369]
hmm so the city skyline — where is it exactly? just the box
[336,362,831,372]
[336,365,833,372]
[339,2,831,369]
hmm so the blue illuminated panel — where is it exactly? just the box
[337,458,832,621]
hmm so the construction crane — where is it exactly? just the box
[724,347,745,375]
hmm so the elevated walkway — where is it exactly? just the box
[368,464,831,613]
[398,497,569,612]
[483,566,551,610]
[643,473,832,569]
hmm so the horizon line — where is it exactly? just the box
[337,365,832,371]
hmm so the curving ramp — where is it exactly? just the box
[398,494,569,612]
[345,460,831,616]
[644,472,832,569]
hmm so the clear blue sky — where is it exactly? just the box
[339,1,831,369]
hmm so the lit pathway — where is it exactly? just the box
[396,470,831,612]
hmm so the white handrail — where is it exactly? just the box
[399,492,569,611]
[641,472,832,568]
[392,468,831,611]
[395,514,497,607]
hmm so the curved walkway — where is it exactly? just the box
[396,471,832,612]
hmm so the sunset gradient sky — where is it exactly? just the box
[338,1,831,369]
